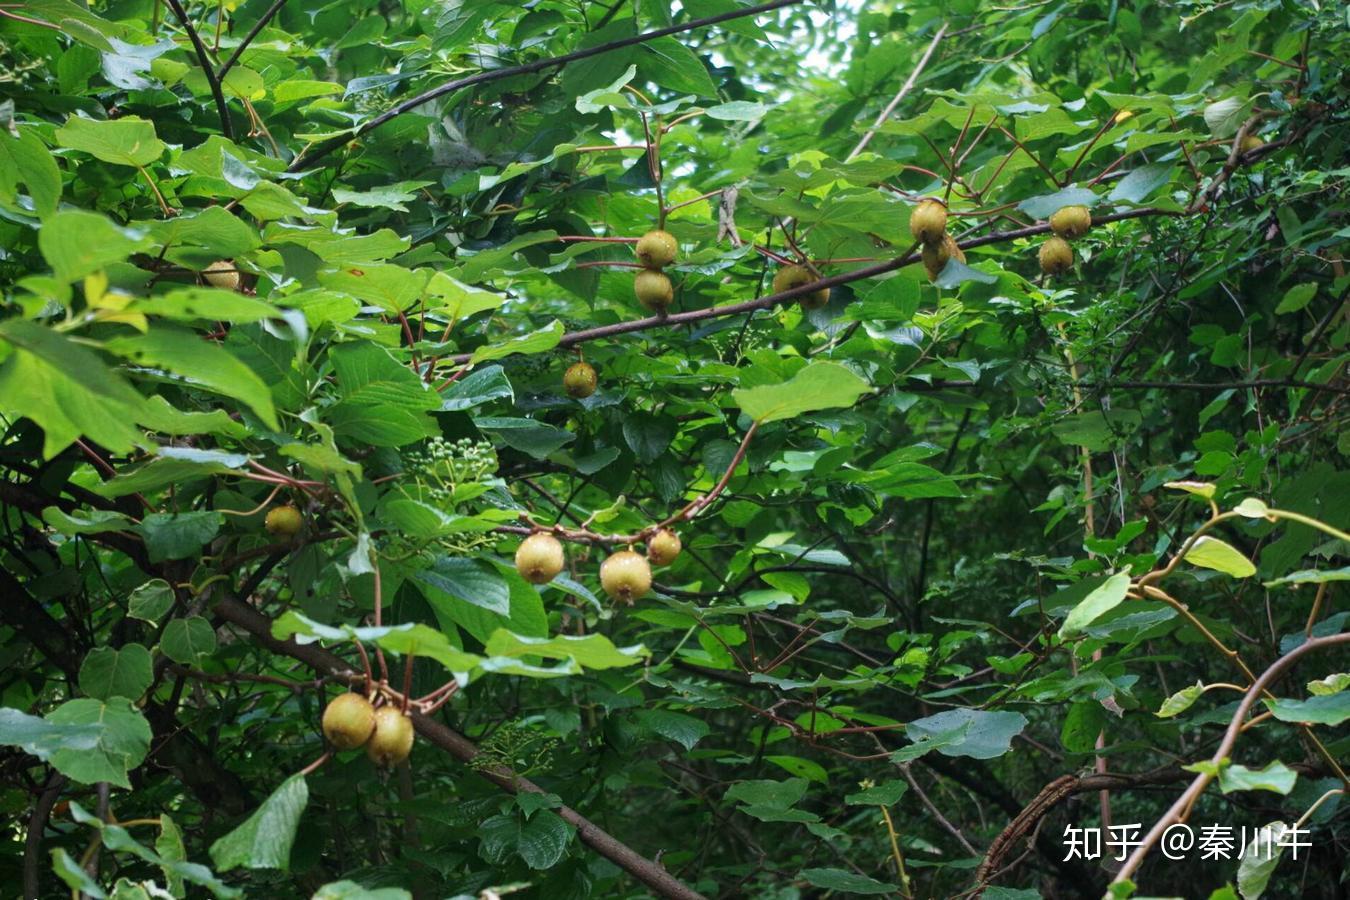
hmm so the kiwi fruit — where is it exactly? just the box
[635,230,678,269]
[1039,236,1074,276]
[1239,134,1264,154]
[646,529,682,567]
[203,260,240,291]
[264,505,303,537]
[515,532,564,584]
[600,549,652,603]
[909,199,948,245]
[322,693,376,751]
[1049,205,1092,240]
[634,269,674,311]
[366,706,415,767]
[563,361,597,399]
[922,234,966,282]
[771,264,830,310]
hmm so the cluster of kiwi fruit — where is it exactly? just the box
[909,198,964,283]
[1039,205,1092,277]
[514,527,682,604]
[634,229,678,312]
[321,692,416,767]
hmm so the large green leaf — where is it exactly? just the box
[79,644,153,701]
[210,775,308,872]
[55,115,166,167]
[1184,536,1257,578]
[46,698,152,788]
[732,362,871,423]
[1059,573,1132,638]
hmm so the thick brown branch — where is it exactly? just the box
[163,0,234,140]
[288,0,804,171]
[212,594,709,900]
[447,207,1169,364]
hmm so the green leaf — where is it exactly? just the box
[0,707,104,760]
[96,448,251,497]
[1108,163,1174,205]
[0,126,62,219]
[1157,681,1205,718]
[38,209,145,282]
[326,342,439,447]
[161,617,217,665]
[127,579,176,623]
[844,780,907,805]
[1236,821,1287,900]
[51,847,107,898]
[517,809,572,869]
[801,868,898,895]
[473,416,575,458]
[104,329,279,430]
[1265,693,1350,726]
[0,317,149,456]
[733,362,870,423]
[415,557,511,616]
[439,365,513,411]
[1059,573,1132,638]
[1307,673,1350,696]
[55,115,165,166]
[724,778,809,810]
[210,775,308,872]
[1274,283,1317,315]
[904,708,1027,759]
[484,629,649,671]
[634,709,709,750]
[469,320,564,364]
[79,644,153,700]
[1184,536,1256,578]
[136,511,221,562]
[1165,480,1217,499]
[1017,187,1097,219]
[1218,761,1298,795]
[638,37,718,96]
[47,697,152,788]
[312,882,413,900]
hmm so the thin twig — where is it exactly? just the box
[847,24,948,161]
[216,0,287,82]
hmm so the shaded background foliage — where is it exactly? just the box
[0,0,1347,898]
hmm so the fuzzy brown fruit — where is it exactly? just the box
[634,269,674,311]
[646,529,682,567]
[1039,236,1074,276]
[909,199,948,245]
[771,265,830,310]
[1049,205,1092,240]
[264,505,303,537]
[1239,134,1264,154]
[921,234,965,282]
[203,260,241,291]
[366,706,415,767]
[600,550,652,603]
[635,230,678,269]
[322,693,375,751]
[563,361,597,399]
[515,532,564,584]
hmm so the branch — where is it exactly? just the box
[216,0,287,82]
[1113,631,1350,886]
[448,207,1170,363]
[288,0,804,171]
[847,24,948,161]
[162,0,234,140]
[212,594,709,900]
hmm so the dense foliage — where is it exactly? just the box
[1,1,1347,898]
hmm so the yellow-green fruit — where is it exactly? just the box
[634,269,674,311]
[366,706,414,767]
[264,505,303,537]
[646,529,682,567]
[922,234,965,282]
[600,550,652,603]
[909,199,948,245]
[635,230,678,268]
[1039,236,1074,276]
[1239,134,1264,154]
[563,361,597,399]
[771,265,830,310]
[322,693,375,751]
[1049,205,1092,240]
[203,260,240,291]
[515,532,564,584]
